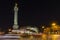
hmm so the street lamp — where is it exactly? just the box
[42,26,45,29]
[42,26,45,33]
[51,22,59,34]
[52,22,56,26]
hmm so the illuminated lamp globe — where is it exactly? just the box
[52,23,56,26]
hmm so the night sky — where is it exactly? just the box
[0,0,60,29]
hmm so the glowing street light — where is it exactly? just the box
[51,22,60,34]
[51,22,57,29]
[52,22,56,26]
[42,26,45,29]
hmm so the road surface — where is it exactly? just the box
[0,34,60,40]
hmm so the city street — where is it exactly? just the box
[0,34,60,40]
[0,39,19,40]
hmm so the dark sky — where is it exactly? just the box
[0,0,60,29]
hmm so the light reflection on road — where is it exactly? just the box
[50,34,60,40]
[41,34,60,40]
[0,34,60,40]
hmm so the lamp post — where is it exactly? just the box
[42,26,45,33]
[51,22,59,34]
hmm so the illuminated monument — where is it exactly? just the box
[11,3,38,34]
[13,3,19,30]
[11,3,19,33]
